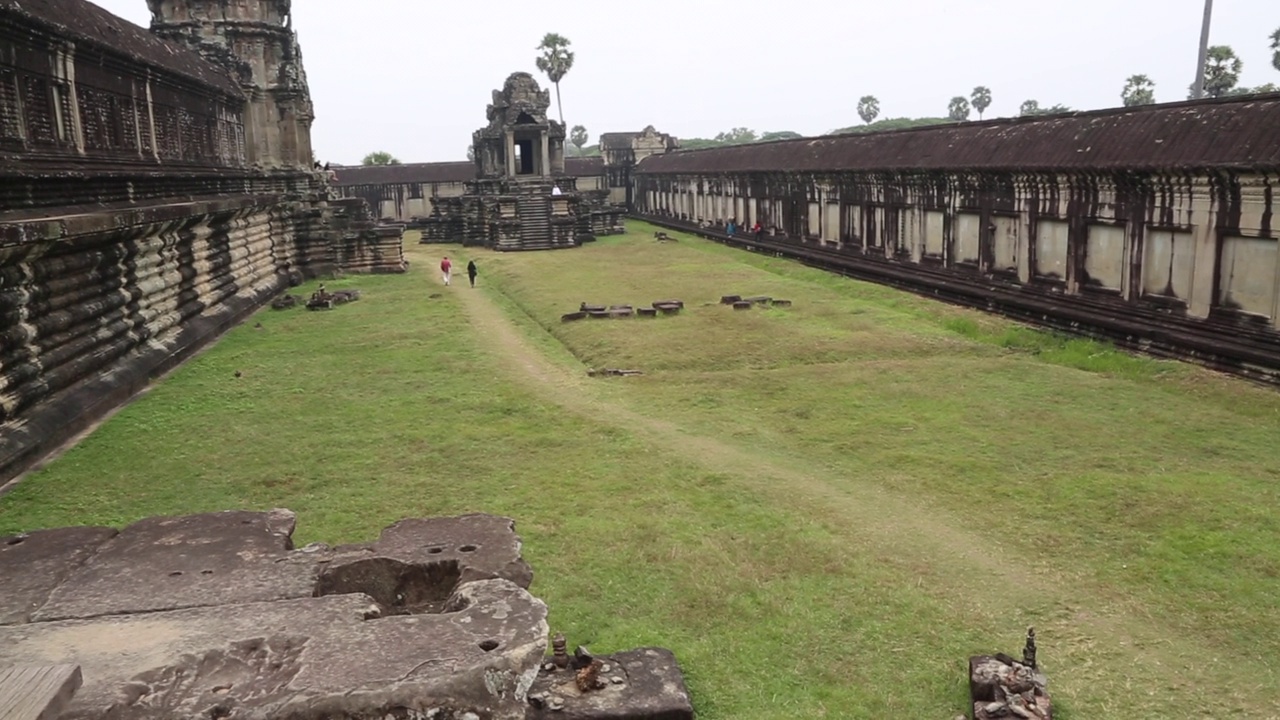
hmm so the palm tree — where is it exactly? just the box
[1270,26,1280,72]
[857,96,880,125]
[970,86,992,119]
[361,151,399,166]
[1121,75,1156,106]
[569,125,588,155]
[1202,45,1242,98]
[535,33,575,126]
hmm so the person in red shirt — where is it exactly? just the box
[753,221,762,241]
[440,256,452,286]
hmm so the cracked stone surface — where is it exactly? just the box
[18,510,534,623]
[0,509,690,719]
[0,526,118,625]
[0,583,548,720]
[33,510,310,622]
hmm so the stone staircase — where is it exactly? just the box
[516,192,553,250]
[491,180,580,252]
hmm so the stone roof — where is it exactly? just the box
[566,156,604,174]
[333,162,476,186]
[333,157,605,186]
[1,0,243,97]
[637,93,1280,175]
[600,132,640,150]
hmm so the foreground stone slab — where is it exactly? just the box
[0,527,117,625]
[0,584,547,720]
[1,510,692,719]
[331,513,535,589]
[23,510,533,623]
[526,648,693,720]
[33,510,309,622]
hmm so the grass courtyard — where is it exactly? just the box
[4,220,1280,718]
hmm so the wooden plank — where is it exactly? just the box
[0,665,82,720]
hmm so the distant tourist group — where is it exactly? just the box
[725,218,763,240]
[440,256,479,288]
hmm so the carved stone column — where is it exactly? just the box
[506,131,516,177]
[540,133,550,177]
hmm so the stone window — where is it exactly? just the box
[0,66,22,141]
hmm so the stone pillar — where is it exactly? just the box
[540,133,550,178]
[506,131,516,177]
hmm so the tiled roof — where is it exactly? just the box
[2,0,242,96]
[638,94,1280,175]
[333,157,606,186]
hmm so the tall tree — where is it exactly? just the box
[1121,75,1156,106]
[569,125,588,155]
[947,96,971,122]
[713,128,758,144]
[970,86,992,120]
[1194,45,1242,98]
[1231,83,1280,96]
[535,33,575,126]
[760,131,803,141]
[1271,27,1280,72]
[1019,99,1041,116]
[361,151,399,166]
[857,95,880,125]
[466,146,475,162]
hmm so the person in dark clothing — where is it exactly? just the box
[753,221,762,241]
[467,260,478,288]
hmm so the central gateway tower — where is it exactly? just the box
[455,72,591,250]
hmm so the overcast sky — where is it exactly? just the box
[93,0,1278,165]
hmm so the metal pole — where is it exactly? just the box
[1191,0,1214,99]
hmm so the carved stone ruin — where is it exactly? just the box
[968,629,1051,719]
[418,73,606,251]
[0,510,693,719]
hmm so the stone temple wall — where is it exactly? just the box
[0,0,403,484]
[635,94,1280,382]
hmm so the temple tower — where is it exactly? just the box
[445,72,585,251]
[472,72,566,180]
[146,0,314,170]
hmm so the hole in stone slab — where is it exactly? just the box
[169,571,183,577]
[314,558,463,615]
[458,545,478,553]
[427,547,445,554]
[6,537,23,546]
[478,639,500,652]
[201,570,214,575]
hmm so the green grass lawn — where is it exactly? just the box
[4,222,1280,718]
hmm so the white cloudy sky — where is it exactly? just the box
[92,0,1278,165]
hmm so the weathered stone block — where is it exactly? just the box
[0,527,117,626]
[526,648,693,720]
[32,509,309,623]
[0,586,548,720]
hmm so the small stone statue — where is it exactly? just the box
[552,632,568,668]
[1023,626,1037,669]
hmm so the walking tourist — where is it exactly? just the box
[440,256,452,286]
[467,260,478,288]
